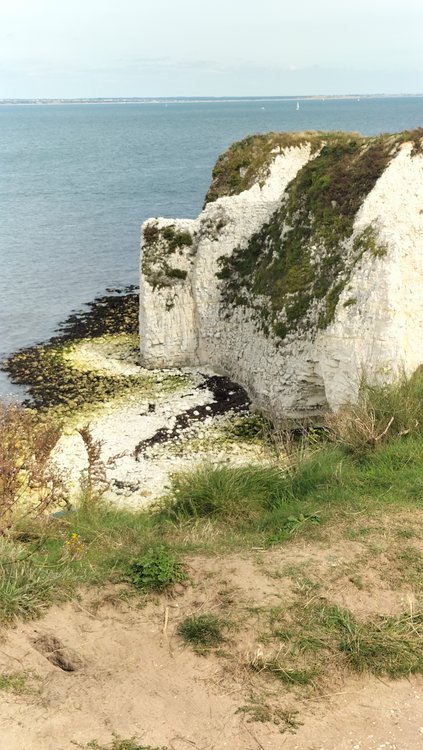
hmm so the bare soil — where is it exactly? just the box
[1,529,423,750]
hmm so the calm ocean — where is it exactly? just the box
[1,97,423,395]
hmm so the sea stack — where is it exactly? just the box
[140,130,423,419]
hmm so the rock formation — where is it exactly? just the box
[140,130,423,419]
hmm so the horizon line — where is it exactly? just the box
[1,93,423,104]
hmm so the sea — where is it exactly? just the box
[1,96,423,397]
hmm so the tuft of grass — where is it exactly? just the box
[0,538,77,623]
[163,463,289,523]
[326,371,423,456]
[250,651,319,686]
[339,610,423,678]
[267,600,423,684]
[125,546,187,592]
[85,740,169,750]
[0,671,29,694]
[236,702,303,733]
[177,613,226,652]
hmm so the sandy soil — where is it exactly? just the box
[1,540,423,750]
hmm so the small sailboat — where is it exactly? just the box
[296,101,300,111]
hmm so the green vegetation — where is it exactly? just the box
[177,613,227,652]
[217,131,411,340]
[0,671,29,694]
[142,221,193,290]
[163,463,289,523]
[2,372,423,707]
[326,369,423,455]
[237,703,303,733]
[263,599,423,684]
[125,546,187,592]
[204,131,323,204]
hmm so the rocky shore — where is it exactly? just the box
[2,288,270,506]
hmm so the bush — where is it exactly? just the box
[125,546,187,592]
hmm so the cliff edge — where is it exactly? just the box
[140,129,423,419]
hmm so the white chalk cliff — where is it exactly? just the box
[140,130,423,419]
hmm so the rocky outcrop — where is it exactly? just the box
[140,130,423,419]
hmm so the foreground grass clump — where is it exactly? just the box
[263,600,423,684]
[177,614,226,652]
[326,371,423,455]
[0,535,78,623]
[0,671,29,694]
[165,463,289,522]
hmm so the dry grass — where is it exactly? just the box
[325,371,423,455]
[0,403,68,531]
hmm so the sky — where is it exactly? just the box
[0,0,422,98]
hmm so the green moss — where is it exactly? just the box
[161,226,193,250]
[142,221,193,290]
[343,297,357,308]
[4,292,188,413]
[5,340,187,413]
[165,267,187,280]
[217,131,404,340]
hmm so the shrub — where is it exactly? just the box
[126,546,187,592]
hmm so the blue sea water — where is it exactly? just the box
[1,96,423,396]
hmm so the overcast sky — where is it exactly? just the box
[1,0,422,98]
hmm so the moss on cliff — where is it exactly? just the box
[142,221,193,290]
[217,131,409,340]
[204,131,325,205]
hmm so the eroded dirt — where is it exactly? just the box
[1,536,423,750]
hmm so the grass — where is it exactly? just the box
[326,370,423,455]
[261,599,423,685]
[0,671,29,694]
[177,613,227,652]
[339,610,423,677]
[250,653,319,686]
[2,427,423,624]
[162,463,291,522]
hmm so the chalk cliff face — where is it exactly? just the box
[140,130,423,419]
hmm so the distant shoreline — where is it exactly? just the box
[1,94,423,106]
